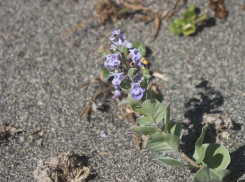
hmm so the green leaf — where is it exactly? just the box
[120,99,129,105]
[184,5,196,20]
[147,132,180,152]
[101,67,110,80]
[128,94,143,114]
[141,68,150,76]
[193,125,208,160]
[188,4,195,12]
[140,74,151,90]
[198,144,231,170]
[128,68,136,78]
[164,104,170,133]
[132,42,146,57]
[115,47,129,57]
[153,156,187,167]
[195,125,208,150]
[194,167,221,182]
[140,76,148,89]
[128,94,142,107]
[211,169,231,180]
[195,14,207,24]
[174,18,186,26]
[122,48,129,57]
[182,22,196,35]
[146,88,163,103]
[162,122,182,139]
[170,23,182,35]
[121,63,128,70]
[136,115,155,126]
[132,106,143,114]
[129,126,158,135]
[120,79,132,91]
[143,74,151,80]
[194,167,231,182]
[142,99,165,124]
[195,145,206,164]
[184,11,196,20]
[101,51,110,56]
[132,41,140,48]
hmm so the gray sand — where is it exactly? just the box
[0,0,245,181]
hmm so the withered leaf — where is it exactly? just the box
[120,0,152,11]
[134,14,154,23]
[81,105,92,120]
[153,71,169,81]
[60,18,94,37]
[134,133,141,150]
[215,9,228,19]
[209,0,228,19]
[152,17,160,41]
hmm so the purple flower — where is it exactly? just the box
[112,85,122,99]
[129,48,142,65]
[114,84,121,90]
[104,53,120,70]
[112,72,124,86]
[122,40,133,49]
[110,29,125,46]
[100,131,110,138]
[129,81,145,100]
[112,89,122,99]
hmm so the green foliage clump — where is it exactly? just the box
[129,102,231,181]
[170,5,207,36]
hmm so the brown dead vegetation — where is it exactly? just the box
[34,152,91,182]
[0,122,23,144]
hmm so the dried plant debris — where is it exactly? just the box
[34,152,91,182]
[29,126,44,146]
[120,109,142,150]
[121,0,166,41]
[61,18,94,37]
[202,113,233,142]
[209,0,228,19]
[0,122,23,143]
[134,132,141,150]
[81,78,113,121]
[153,71,169,81]
[141,134,150,149]
[62,0,183,41]
[95,0,130,25]
[61,0,129,37]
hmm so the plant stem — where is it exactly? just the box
[178,152,203,169]
[156,127,162,132]
[154,122,162,132]
[119,53,129,70]
[164,104,170,133]
[123,59,129,70]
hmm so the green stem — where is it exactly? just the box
[123,59,129,70]
[178,151,203,169]
[155,123,162,132]
[164,104,170,133]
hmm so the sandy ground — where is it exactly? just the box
[0,0,245,181]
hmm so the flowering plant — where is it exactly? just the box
[100,29,231,181]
